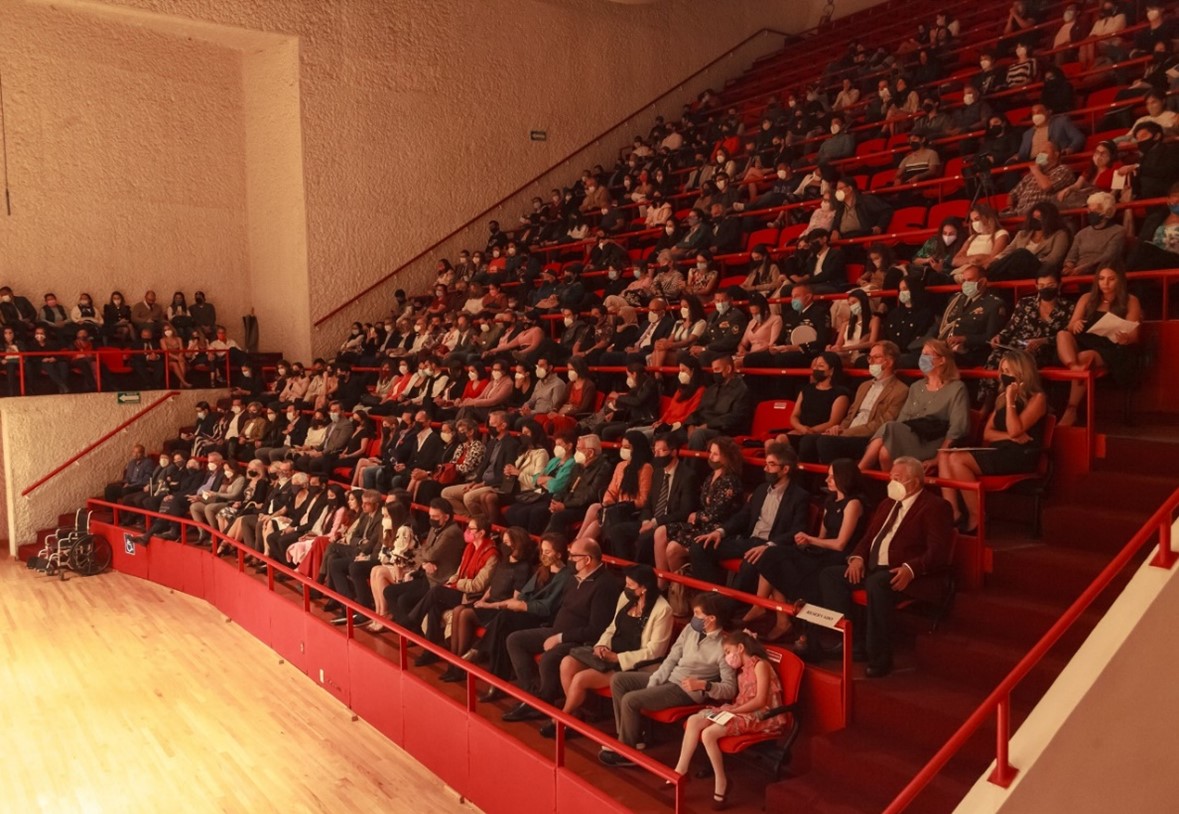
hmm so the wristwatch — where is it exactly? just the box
[703,680,713,694]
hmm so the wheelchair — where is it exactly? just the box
[29,509,112,579]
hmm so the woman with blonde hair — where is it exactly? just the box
[860,338,970,472]
[938,350,1048,534]
[952,204,1010,276]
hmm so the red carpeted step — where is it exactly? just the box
[1041,505,1151,553]
[1098,436,1179,478]
[16,542,39,562]
[988,545,1112,605]
[851,672,995,763]
[914,630,1068,700]
[948,588,1105,650]
[1053,472,1178,516]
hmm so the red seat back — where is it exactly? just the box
[751,400,794,437]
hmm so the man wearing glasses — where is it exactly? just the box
[804,340,909,463]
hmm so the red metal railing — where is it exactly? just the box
[883,486,1179,812]
[311,26,789,328]
[21,390,181,497]
[88,497,849,812]
[2,347,234,398]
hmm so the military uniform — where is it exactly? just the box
[938,292,1008,367]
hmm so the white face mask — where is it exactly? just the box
[468,370,478,382]
[567,370,579,383]
[648,311,660,324]
[1031,113,1047,127]
[835,189,847,202]
[208,462,219,472]
[962,94,976,105]
[608,270,620,280]
[159,457,169,467]
[849,302,862,316]
[971,219,985,234]
[887,479,908,502]
[776,169,788,180]
[563,316,574,327]
[1063,9,1076,21]
[553,444,566,459]
[715,301,730,314]
[869,363,885,379]
[231,405,243,414]
[678,371,691,385]
[626,376,636,389]
[441,431,454,444]
[943,233,957,246]
[681,308,691,319]
[573,450,587,465]
[535,366,547,379]
[480,323,490,333]
[619,447,632,462]
[399,365,408,374]
[491,370,504,381]
[633,269,643,280]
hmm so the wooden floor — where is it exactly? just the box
[0,558,479,814]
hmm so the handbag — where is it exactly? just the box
[568,646,616,673]
[904,415,950,442]
[434,463,457,485]
[601,501,638,528]
[513,489,548,505]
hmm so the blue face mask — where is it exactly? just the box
[689,616,707,633]
[918,354,936,374]
[791,298,804,312]
[961,280,979,298]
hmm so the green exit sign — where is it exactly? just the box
[529,130,547,142]
[117,392,141,405]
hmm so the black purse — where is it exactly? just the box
[904,416,950,442]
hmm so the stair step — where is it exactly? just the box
[851,672,995,763]
[948,588,1103,650]
[1054,472,1177,513]
[915,630,1068,701]
[988,544,1112,605]
[1041,505,1147,553]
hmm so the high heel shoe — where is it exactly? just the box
[712,786,729,810]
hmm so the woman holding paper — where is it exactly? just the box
[1056,267,1141,427]
[671,631,788,809]
[938,350,1049,534]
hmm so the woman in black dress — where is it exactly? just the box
[938,349,1048,534]
[745,459,867,641]
[1055,266,1142,427]
[791,352,851,461]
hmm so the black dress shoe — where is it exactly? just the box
[502,703,545,723]
[865,663,893,678]
[538,722,580,740]
[414,651,441,667]
[439,666,466,683]
[478,688,505,703]
[598,748,636,768]
[158,530,179,541]
[323,600,343,614]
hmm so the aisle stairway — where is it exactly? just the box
[765,426,1179,813]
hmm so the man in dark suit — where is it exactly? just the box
[442,409,520,520]
[323,490,387,623]
[599,298,676,367]
[265,473,331,562]
[633,433,699,564]
[685,354,752,450]
[816,457,954,677]
[165,400,220,456]
[692,442,810,594]
[387,410,445,490]
[790,229,848,294]
[332,362,367,411]
[502,538,622,722]
[545,434,614,538]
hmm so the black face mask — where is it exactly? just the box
[429,519,443,530]
[652,454,672,469]
[623,587,639,602]
[1087,212,1105,228]
[987,125,1003,138]
[812,369,828,383]
[713,372,727,385]
[1027,217,1042,231]
[999,374,1017,389]
[1038,286,1059,302]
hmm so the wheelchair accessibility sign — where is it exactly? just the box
[124,533,137,555]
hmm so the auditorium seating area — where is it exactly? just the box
[18,0,1179,811]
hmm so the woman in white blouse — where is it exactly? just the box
[952,204,1010,278]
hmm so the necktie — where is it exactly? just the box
[654,472,671,521]
[868,501,903,568]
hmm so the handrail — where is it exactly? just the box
[312,26,789,328]
[87,496,827,812]
[21,390,181,497]
[884,485,1179,812]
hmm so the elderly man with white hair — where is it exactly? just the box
[1062,192,1126,277]
[812,456,954,677]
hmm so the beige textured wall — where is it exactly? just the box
[0,1,250,340]
[2,0,875,365]
[2,389,215,554]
